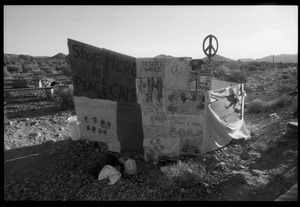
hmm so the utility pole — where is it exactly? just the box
[273,54,275,69]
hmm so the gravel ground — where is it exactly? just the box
[4,83,298,201]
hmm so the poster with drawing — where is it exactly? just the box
[74,96,118,142]
[144,137,180,162]
[143,125,171,139]
[136,57,165,78]
[189,59,213,92]
[165,90,206,115]
[136,77,168,126]
[169,114,205,156]
[165,57,190,90]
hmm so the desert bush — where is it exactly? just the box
[213,65,230,77]
[22,63,39,73]
[55,86,74,110]
[32,70,45,76]
[160,160,207,189]
[248,66,258,71]
[4,67,12,78]
[276,94,291,107]
[58,65,72,77]
[282,74,290,79]
[227,70,247,83]
[246,98,268,113]
[6,64,22,73]
[278,84,295,94]
[247,94,291,113]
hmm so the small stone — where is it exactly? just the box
[28,132,42,140]
[204,153,212,158]
[29,121,38,126]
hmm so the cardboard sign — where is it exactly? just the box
[165,90,206,115]
[136,77,168,126]
[117,102,144,152]
[73,96,120,152]
[189,59,212,92]
[165,57,190,90]
[136,58,165,78]
[68,39,137,103]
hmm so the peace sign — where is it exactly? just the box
[202,35,218,59]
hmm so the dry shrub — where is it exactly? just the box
[277,94,291,107]
[214,65,230,77]
[55,86,74,110]
[247,94,291,114]
[160,160,207,189]
[246,98,268,113]
[227,70,247,83]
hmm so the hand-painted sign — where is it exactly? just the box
[73,96,120,152]
[189,59,213,91]
[136,77,167,126]
[165,57,190,90]
[165,90,205,115]
[68,39,137,103]
[169,114,204,156]
[136,58,165,78]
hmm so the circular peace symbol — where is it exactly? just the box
[202,34,218,59]
[171,65,183,76]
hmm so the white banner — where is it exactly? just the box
[136,57,165,78]
[165,57,190,90]
[74,96,120,152]
[165,90,206,115]
[136,78,168,126]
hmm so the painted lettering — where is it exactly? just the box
[71,44,101,67]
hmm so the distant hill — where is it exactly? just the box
[256,54,297,63]
[154,54,174,58]
[239,54,297,63]
[51,53,67,59]
[202,54,235,62]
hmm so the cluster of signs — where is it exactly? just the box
[68,38,249,161]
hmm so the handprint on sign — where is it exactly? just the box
[168,104,178,114]
[92,117,98,124]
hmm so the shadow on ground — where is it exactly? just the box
[4,139,72,184]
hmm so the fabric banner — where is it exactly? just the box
[143,125,171,139]
[136,57,165,78]
[68,39,137,103]
[117,102,144,152]
[201,86,250,155]
[165,57,190,90]
[208,84,246,123]
[165,90,206,115]
[136,78,168,126]
[73,96,120,152]
[202,103,250,155]
[169,114,205,156]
